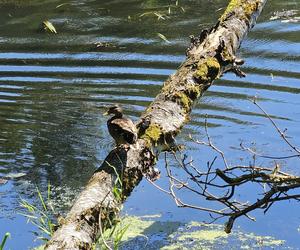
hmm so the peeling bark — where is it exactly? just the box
[45,0,268,249]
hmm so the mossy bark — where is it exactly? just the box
[45,0,267,249]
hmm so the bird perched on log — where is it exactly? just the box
[103,105,137,146]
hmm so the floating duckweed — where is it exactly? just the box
[161,245,188,250]
[177,229,227,242]
[99,216,287,249]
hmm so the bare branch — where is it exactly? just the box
[152,102,300,233]
[253,99,300,155]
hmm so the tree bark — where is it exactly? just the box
[45,0,268,249]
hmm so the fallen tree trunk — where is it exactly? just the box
[46,0,268,249]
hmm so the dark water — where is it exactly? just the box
[0,0,300,249]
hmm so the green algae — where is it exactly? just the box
[161,245,188,250]
[32,246,45,250]
[96,215,288,250]
[177,229,227,242]
[115,216,180,242]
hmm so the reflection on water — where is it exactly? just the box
[0,0,300,248]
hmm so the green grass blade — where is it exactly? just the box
[47,182,51,202]
[36,187,47,212]
[0,232,10,250]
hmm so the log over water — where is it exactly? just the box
[46,0,268,249]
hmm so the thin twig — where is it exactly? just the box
[253,99,300,155]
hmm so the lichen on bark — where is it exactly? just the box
[221,0,260,22]
[193,57,221,83]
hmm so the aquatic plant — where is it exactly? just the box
[19,183,56,242]
[0,233,10,250]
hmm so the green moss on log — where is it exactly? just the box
[244,1,259,18]
[140,123,162,146]
[220,0,259,22]
[221,48,234,63]
[193,57,220,83]
[122,168,143,199]
[161,81,172,93]
[186,84,201,100]
[174,92,191,112]
[221,0,241,20]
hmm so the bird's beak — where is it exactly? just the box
[103,111,109,116]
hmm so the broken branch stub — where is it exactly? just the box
[45,0,267,249]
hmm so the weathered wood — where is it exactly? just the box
[45,0,267,249]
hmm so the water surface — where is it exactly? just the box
[0,0,300,249]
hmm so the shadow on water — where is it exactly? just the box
[0,0,300,248]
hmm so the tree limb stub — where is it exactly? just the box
[46,0,267,249]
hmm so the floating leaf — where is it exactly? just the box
[94,42,116,48]
[154,12,165,20]
[43,20,57,34]
[139,11,156,18]
[5,172,26,179]
[55,3,70,9]
[270,9,298,22]
[157,33,170,43]
[139,11,167,20]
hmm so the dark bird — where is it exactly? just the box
[103,105,137,146]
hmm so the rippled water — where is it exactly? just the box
[0,0,300,249]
